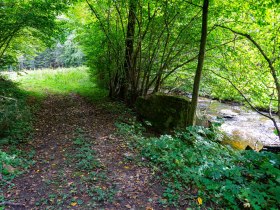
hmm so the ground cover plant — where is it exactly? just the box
[0,148,35,207]
[29,128,116,208]
[117,122,280,209]
[70,129,116,204]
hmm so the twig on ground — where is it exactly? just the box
[0,201,25,207]
[0,95,17,101]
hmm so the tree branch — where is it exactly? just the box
[114,1,126,40]
[185,1,202,8]
[216,24,280,117]
[211,69,280,140]
[85,0,119,56]
[161,37,238,82]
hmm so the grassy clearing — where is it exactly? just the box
[12,67,107,101]
[116,122,280,209]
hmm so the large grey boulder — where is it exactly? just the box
[135,94,192,130]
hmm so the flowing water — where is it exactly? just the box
[198,97,280,150]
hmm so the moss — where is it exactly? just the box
[135,93,191,130]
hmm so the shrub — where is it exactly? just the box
[117,123,280,209]
[0,76,33,144]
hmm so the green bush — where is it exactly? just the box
[117,123,280,209]
[0,76,33,144]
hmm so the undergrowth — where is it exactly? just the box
[116,122,280,209]
[0,149,35,205]
[0,76,36,208]
[0,76,34,144]
[34,129,116,208]
[66,129,115,207]
[71,129,102,171]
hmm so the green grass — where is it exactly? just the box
[14,67,108,101]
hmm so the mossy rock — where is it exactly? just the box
[135,94,191,130]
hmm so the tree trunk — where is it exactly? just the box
[121,0,138,104]
[187,0,209,126]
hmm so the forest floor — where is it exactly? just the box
[3,94,165,209]
[3,69,280,209]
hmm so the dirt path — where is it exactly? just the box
[4,95,164,209]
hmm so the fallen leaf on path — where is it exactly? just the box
[197,197,203,205]
[125,204,132,209]
[71,202,77,206]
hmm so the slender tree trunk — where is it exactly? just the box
[121,0,138,104]
[187,0,209,126]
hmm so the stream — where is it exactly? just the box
[198,97,280,151]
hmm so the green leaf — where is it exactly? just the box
[77,199,84,205]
